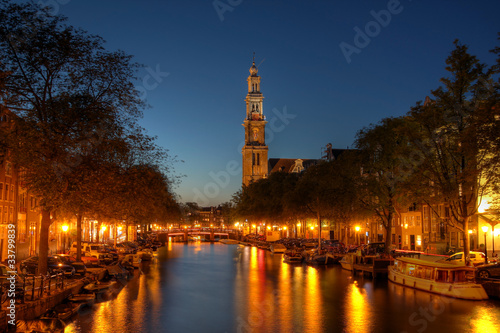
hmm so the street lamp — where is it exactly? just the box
[482,226,488,264]
[355,226,360,246]
[101,225,107,243]
[61,224,69,253]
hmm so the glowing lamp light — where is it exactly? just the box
[310,226,314,230]
[495,229,500,237]
[355,226,360,232]
[468,230,473,234]
[61,225,69,232]
[283,226,287,230]
[405,224,408,229]
[267,226,271,230]
[101,226,107,231]
[297,223,301,227]
[482,226,488,233]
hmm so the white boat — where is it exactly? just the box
[388,257,488,300]
[270,244,286,253]
[339,253,355,271]
[220,239,239,245]
[122,254,142,267]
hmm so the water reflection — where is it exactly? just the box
[345,281,372,333]
[64,243,500,333]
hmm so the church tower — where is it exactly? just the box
[242,58,268,186]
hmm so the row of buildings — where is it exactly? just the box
[239,60,499,255]
[0,110,139,263]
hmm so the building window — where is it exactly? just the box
[6,162,12,176]
[0,183,2,201]
[5,184,8,201]
[257,153,260,166]
[252,153,255,166]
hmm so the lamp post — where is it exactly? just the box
[61,224,69,253]
[482,226,488,264]
[355,226,360,246]
[492,224,496,256]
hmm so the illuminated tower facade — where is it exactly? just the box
[242,59,268,186]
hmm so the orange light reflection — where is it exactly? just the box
[345,282,372,333]
[303,266,322,332]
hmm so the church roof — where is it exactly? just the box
[268,158,319,174]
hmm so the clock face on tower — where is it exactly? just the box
[252,128,259,141]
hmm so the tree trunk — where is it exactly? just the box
[384,212,392,254]
[38,209,51,275]
[96,222,100,243]
[317,205,322,251]
[462,217,470,259]
[76,213,82,261]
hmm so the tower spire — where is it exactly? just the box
[242,58,268,186]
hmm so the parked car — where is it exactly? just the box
[438,251,486,266]
[20,256,76,276]
[51,254,87,276]
[476,262,500,279]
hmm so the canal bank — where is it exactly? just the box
[0,268,109,331]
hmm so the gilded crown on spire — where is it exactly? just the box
[249,62,258,76]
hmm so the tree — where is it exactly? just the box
[0,1,146,274]
[233,172,299,231]
[407,40,499,257]
[354,116,416,252]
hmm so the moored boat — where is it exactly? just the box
[388,257,488,300]
[340,253,355,271]
[68,293,96,304]
[283,252,303,264]
[122,253,142,267]
[220,239,239,245]
[40,302,83,321]
[83,281,116,294]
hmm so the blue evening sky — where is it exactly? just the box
[49,0,500,206]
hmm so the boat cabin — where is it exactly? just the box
[393,257,475,283]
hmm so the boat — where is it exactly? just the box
[388,257,488,300]
[83,281,116,294]
[122,253,142,267]
[106,262,131,279]
[68,293,96,307]
[283,252,303,264]
[40,302,83,321]
[220,239,239,245]
[339,253,356,271]
[16,319,65,332]
[305,252,335,265]
[270,243,287,253]
[137,248,154,261]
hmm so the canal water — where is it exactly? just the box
[65,243,500,333]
